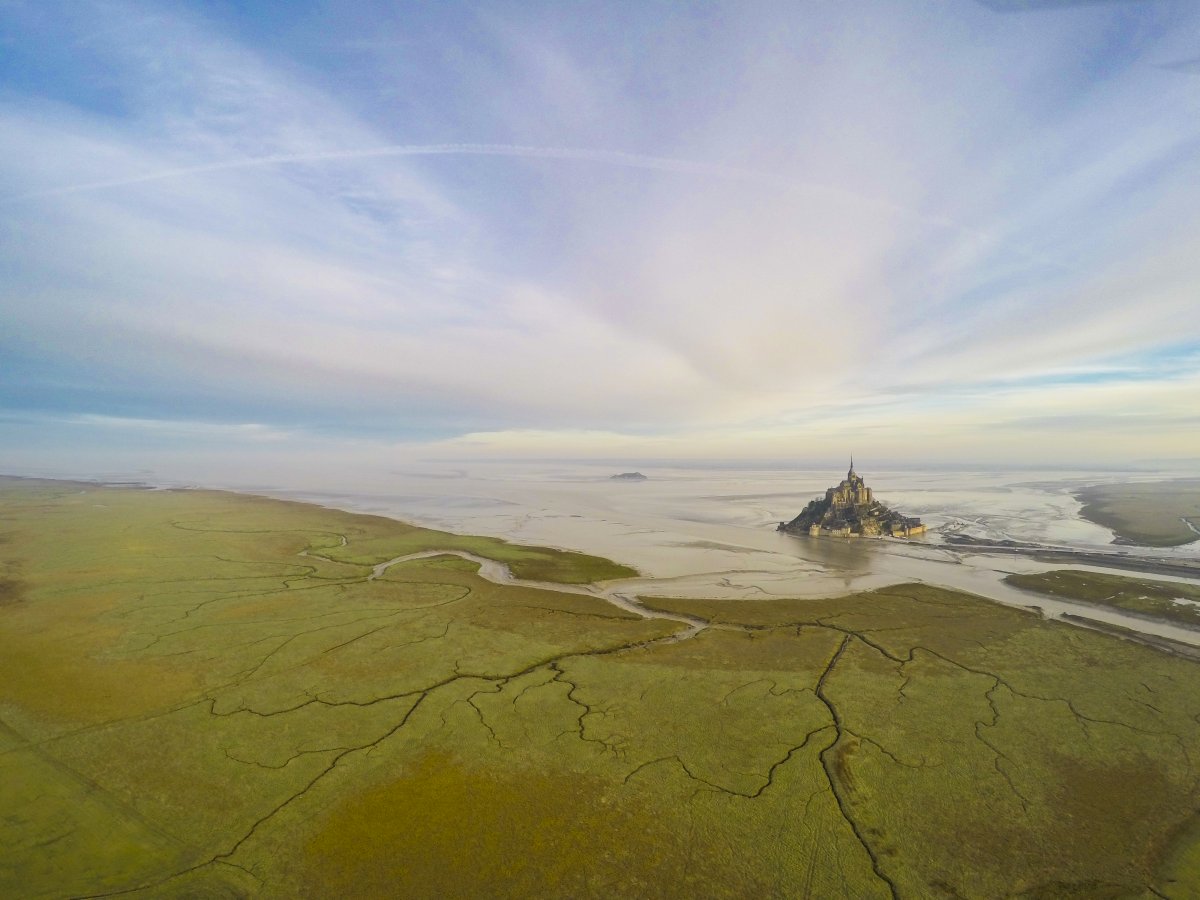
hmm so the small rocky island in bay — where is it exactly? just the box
[779,460,925,538]
[610,472,648,481]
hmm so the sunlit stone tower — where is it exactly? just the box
[778,460,924,539]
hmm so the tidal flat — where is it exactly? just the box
[1006,569,1200,629]
[2,479,1200,898]
[1074,481,1200,548]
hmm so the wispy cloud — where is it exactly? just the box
[1,0,1198,467]
[974,0,1154,11]
[3,141,977,240]
[1159,55,1200,74]
[70,414,292,441]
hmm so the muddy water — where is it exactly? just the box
[368,549,707,640]
[268,462,1200,649]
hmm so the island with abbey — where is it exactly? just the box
[778,460,926,538]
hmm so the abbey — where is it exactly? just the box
[778,460,926,538]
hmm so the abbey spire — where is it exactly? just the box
[778,463,925,539]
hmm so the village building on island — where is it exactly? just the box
[778,460,926,539]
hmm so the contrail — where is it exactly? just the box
[2,140,955,229]
[4,141,903,217]
[2,140,1062,270]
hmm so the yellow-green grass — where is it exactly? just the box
[1,480,1199,898]
[1006,569,1200,628]
[1075,481,1200,547]
[246,497,638,583]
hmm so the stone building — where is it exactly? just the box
[825,458,873,510]
[778,460,926,539]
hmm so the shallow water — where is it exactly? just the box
[254,461,1200,648]
[368,549,707,641]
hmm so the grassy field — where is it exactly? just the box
[1075,481,1200,547]
[2,479,1199,898]
[1006,569,1200,628]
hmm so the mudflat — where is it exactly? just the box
[1007,569,1200,629]
[1075,480,1200,547]
[2,479,1199,898]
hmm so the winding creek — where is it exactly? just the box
[364,547,1200,653]
[266,464,1200,654]
[368,550,709,640]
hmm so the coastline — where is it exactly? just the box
[251,479,1200,652]
[1074,480,1200,548]
[5,472,1200,652]
[943,532,1200,579]
[2,476,1199,897]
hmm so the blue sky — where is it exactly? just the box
[1,0,1198,473]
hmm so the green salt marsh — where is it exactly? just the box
[1,479,1198,898]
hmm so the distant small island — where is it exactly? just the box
[778,460,925,538]
[610,472,648,481]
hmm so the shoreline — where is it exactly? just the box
[943,533,1200,579]
[4,476,1198,896]
[1060,614,1200,661]
[1073,480,1200,548]
[5,472,1200,652]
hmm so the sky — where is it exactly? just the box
[1,0,1199,477]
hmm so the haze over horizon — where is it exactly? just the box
[3,0,1199,476]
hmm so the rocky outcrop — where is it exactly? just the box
[778,463,925,538]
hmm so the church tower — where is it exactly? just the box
[779,460,920,538]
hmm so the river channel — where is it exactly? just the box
[261,462,1200,650]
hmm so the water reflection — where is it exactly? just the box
[775,531,872,588]
[266,461,1200,647]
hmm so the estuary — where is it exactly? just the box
[266,462,1200,650]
